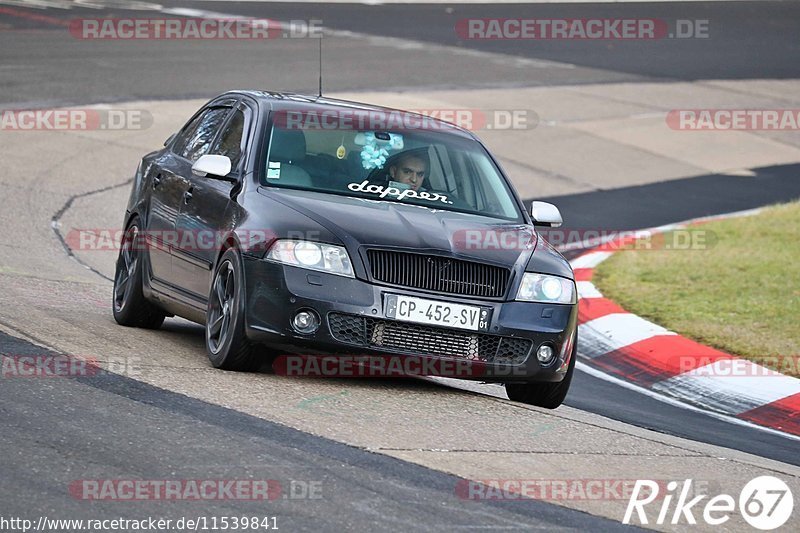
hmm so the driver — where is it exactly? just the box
[388,151,428,191]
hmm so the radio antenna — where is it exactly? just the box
[317,34,323,98]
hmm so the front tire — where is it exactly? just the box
[505,336,576,409]
[112,219,165,329]
[205,247,261,371]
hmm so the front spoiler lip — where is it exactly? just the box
[247,325,566,384]
[242,257,578,383]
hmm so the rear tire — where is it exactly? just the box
[205,247,261,371]
[505,337,576,409]
[112,219,166,329]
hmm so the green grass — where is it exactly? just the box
[593,201,800,376]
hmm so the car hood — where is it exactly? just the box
[262,188,536,269]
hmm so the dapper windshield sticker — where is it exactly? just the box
[347,180,452,204]
[387,180,411,191]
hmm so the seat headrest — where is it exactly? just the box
[270,129,306,163]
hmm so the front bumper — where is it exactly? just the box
[242,257,578,383]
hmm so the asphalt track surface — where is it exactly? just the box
[2,1,800,106]
[167,0,800,80]
[0,331,637,532]
[2,1,800,529]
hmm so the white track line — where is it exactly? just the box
[577,361,800,442]
[576,281,602,299]
[570,251,613,269]
[581,313,675,350]
[652,361,800,415]
[558,208,764,254]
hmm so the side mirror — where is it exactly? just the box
[192,154,233,179]
[530,201,563,228]
[164,133,176,147]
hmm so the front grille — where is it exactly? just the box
[328,312,531,365]
[367,249,510,298]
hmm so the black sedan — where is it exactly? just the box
[113,90,578,408]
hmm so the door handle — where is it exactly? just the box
[152,175,161,189]
[183,188,193,204]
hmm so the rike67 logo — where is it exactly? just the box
[624,476,793,530]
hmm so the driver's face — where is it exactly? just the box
[390,156,427,190]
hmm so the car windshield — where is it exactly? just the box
[261,115,523,221]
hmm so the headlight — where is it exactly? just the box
[266,240,354,278]
[294,241,323,265]
[516,273,576,304]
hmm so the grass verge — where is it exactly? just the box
[593,201,800,377]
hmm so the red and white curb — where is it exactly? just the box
[568,209,800,437]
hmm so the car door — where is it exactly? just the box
[145,113,204,286]
[173,102,250,300]
[150,104,233,292]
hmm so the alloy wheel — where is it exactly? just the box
[207,260,235,354]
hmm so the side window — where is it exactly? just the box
[170,113,203,156]
[172,107,231,163]
[467,153,518,219]
[210,109,246,170]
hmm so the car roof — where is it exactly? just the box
[222,90,477,140]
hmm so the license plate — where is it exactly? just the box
[384,294,491,332]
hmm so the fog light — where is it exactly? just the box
[537,344,556,365]
[292,310,319,334]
